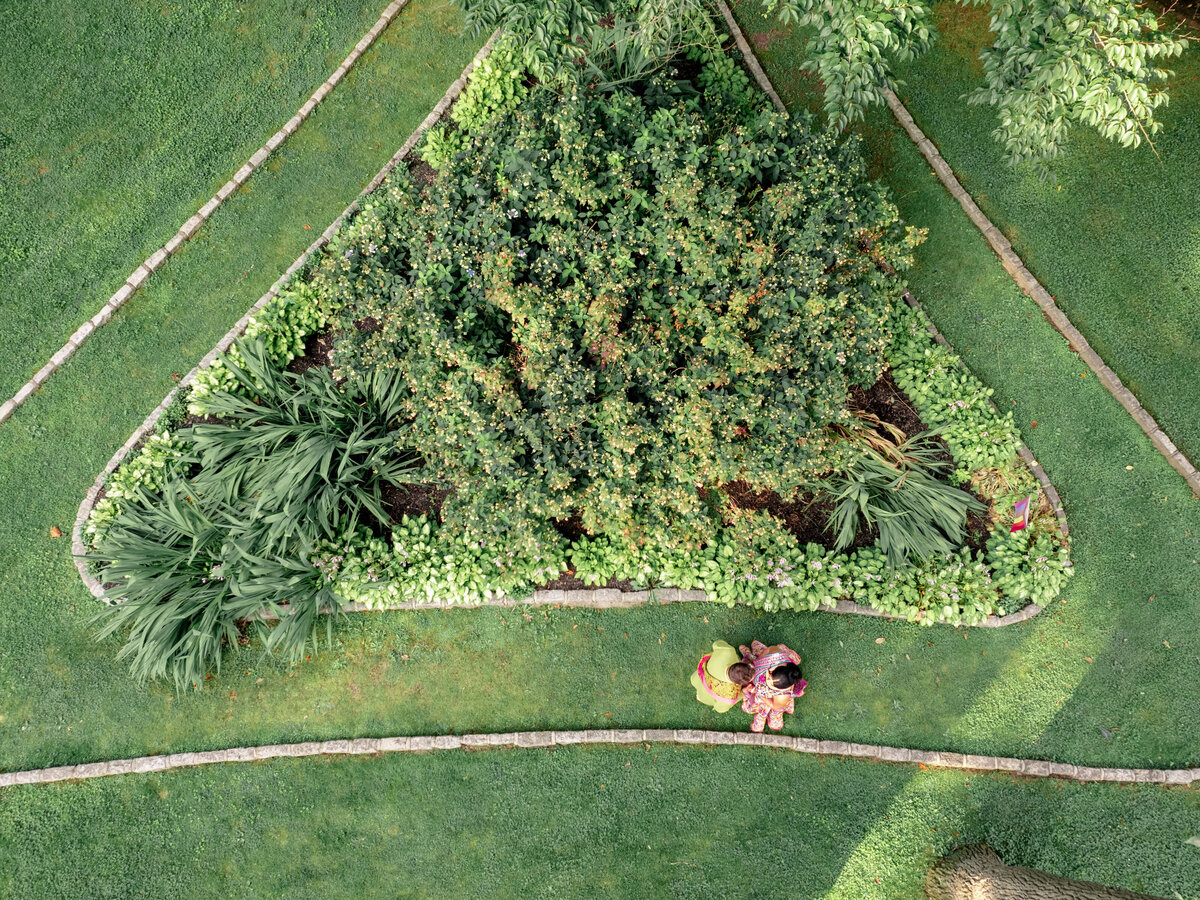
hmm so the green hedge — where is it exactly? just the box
[325,302,1072,625]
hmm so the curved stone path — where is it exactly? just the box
[2,730,1195,789]
[0,0,418,427]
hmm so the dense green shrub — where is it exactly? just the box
[87,36,1072,652]
[333,85,923,558]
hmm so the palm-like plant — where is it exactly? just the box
[188,339,418,551]
[819,431,985,569]
[92,476,348,690]
[91,337,418,688]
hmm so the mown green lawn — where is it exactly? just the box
[0,0,401,400]
[0,0,1198,784]
[890,3,1200,461]
[0,6,1198,898]
[2,747,1196,899]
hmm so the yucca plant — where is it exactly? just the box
[818,432,985,570]
[91,478,346,689]
[186,338,419,552]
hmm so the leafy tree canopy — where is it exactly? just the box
[330,80,922,556]
[459,0,1191,176]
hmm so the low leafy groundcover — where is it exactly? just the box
[83,36,1072,690]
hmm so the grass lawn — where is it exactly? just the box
[0,0,1196,810]
[2,747,1196,899]
[0,0,399,401]
[888,3,1200,461]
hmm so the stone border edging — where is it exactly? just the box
[715,0,787,115]
[271,582,1039,628]
[881,90,1200,498]
[70,32,503,599]
[0,0,418,427]
[2,729,1194,789]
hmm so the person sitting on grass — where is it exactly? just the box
[739,640,807,733]
[692,640,755,713]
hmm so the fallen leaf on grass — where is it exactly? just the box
[49,526,62,538]
[875,637,885,644]
[1185,836,1200,849]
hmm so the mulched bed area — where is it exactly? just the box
[286,330,334,375]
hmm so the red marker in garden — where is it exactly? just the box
[1010,495,1033,533]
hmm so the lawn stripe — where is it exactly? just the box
[2,729,1195,788]
[0,0,416,428]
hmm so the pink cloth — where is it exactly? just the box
[738,640,806,732]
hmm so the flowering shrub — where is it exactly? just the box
[333,84,923,559]
[987,527,1073,607]
[329,517,568,608]
[88,40,1072,633]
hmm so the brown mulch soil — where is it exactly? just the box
[409,158,437,186]
[723,479,879,550]
[541,572,635,592]
[850,371,928,442]
[286,330,335,375]
[380,481,451,522]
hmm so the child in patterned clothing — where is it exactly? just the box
[739,640,807,732]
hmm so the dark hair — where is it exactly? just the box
[727,662,754,686]
[771,662,803,689]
